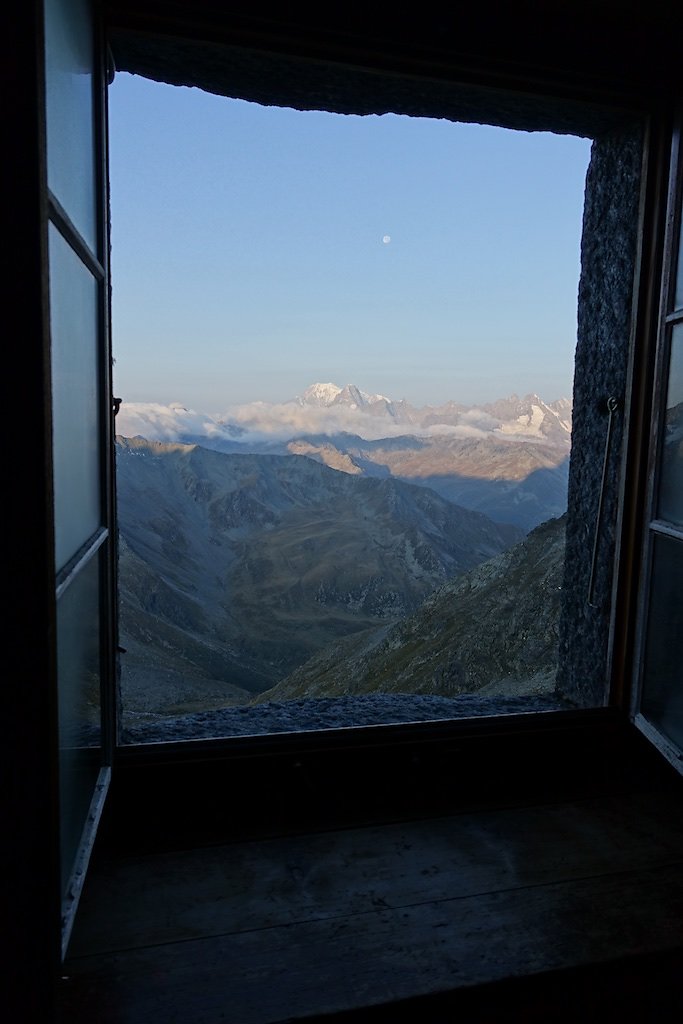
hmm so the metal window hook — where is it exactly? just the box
[587,395,620,607]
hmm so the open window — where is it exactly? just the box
[24,3,682,989]
[99,38,657,756]
[108,79,591,744]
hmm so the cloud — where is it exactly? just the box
[116,402,240,444]
[116,395,570,449]
[223,400,409,441]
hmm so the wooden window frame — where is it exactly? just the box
[43,0,118,954]
[96,26,680,832]
[631,111,683,772]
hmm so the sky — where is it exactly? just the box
[108,73,592,412]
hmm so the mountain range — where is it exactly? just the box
[117,437,521,718]
[116,384,572,530]
[290,382,572,445]
[117,382,572,446]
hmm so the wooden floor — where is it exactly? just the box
[60,790,683,1023]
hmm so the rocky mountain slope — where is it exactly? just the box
[256,515,565,703]
[117,437,521,716]
[286,433,569,531]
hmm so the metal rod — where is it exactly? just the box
[588,396,619,607]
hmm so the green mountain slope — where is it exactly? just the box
[255,515,565,702]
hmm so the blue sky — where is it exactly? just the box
[109,73,592,411]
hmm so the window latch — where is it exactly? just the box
[112,397,122,416]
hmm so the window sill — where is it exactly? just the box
[62,766,683,1022]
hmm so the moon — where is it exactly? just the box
[382,235,391,244]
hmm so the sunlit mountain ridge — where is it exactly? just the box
[116,382,572,446]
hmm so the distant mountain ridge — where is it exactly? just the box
[285,433,569,531]
[116,384,572,531]
[117,382,572,448]
[296,382,392,408]
[291,382,572,444]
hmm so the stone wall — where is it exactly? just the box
[557,127,643,706]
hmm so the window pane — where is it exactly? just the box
[658,323,683,526]
[640,534,683,751]
[675,199,683,312]
[57,552,102,896]
[44,0,97,252]
[50,223,101,571]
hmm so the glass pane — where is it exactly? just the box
[641,534,683,751]
[57,551,102,897]
[675,196,683,312]
[50,223,101,571]
[44,0,97,253]
[658,323,683,526]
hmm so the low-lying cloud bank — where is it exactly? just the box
[224,400,502,441]
[116,402,240,444]
[116,395,568,447]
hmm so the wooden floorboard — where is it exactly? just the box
[61,791,683,1023]
[67,791,683,957]
[62,864,683,1023]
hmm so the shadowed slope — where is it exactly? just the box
[257,515,565,702]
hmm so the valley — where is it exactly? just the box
[117,436,521,719]
[116,383,571,730]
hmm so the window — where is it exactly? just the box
[43,0,115,954]
[634,114,683,769]
[108,78,591,743]
[95,27,668,765]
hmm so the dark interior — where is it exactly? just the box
[6,3,683,1021]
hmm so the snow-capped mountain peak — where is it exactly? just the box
[118,383,572,452]
[297,382,393,410]
[333,384,367,409]
[297,382,343,407]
